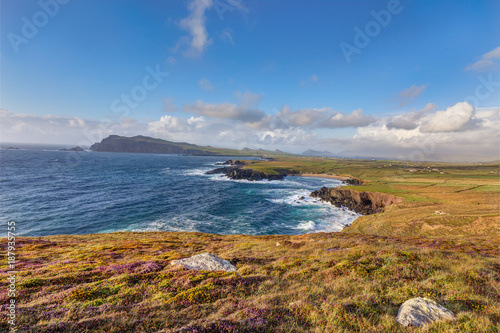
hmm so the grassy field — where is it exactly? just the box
[2,232,499,332]
[245,157,500,237]
[2,157,499,332]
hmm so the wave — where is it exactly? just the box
[184,168,213,176]
[268,189,318,206]
[296,220,316,231]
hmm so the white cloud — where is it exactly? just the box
[177,0,248,57]
[198,78,214,91]
[179,0,213,57]
[68,116,85,127]
[148,114,316,150]
[329,102,499,161]
[465,46,500,72]
[274,106,374,129]
[183,100,265,123]
[280,106,325,127]
[397,84,427,107]
[0,110,148,145]
[320,109,374,128]
[3,101,498,161]
[420,102,477,132]
[386,103,437,130]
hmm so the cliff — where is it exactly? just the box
[310,187,403,215]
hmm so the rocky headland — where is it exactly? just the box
[207,161,365,184]
[206,166,291,181]
[90,135,219,155]
[310,187,403,215]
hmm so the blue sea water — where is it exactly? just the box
[0,147,359,236]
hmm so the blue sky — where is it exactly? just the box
[1,0,499,160]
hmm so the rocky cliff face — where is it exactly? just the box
[310,187,403,215]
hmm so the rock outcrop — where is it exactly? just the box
[310,187,403,215]
[396,297,455,327]
[206,166,290,181]
[59,146,84,152]
[170,253,237,272]
[343,177,364,185]
[215,159,250,166]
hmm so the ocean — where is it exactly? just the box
[0,146,359,237]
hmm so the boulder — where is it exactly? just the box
[170,253,237,272]
[396,297,455,327]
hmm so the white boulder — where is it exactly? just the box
[396,297,455,327]
[170,253,237,272]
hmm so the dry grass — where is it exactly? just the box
[1,232,499,332]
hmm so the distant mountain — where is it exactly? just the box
[89,135,215,155]
[89,135,295,157]
[301,149,337,157]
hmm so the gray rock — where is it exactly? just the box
[396,297,455,327]
[170,253,237,272]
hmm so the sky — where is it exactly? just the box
[1,0,499,161]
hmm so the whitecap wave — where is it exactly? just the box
[185,168,212,176]
[208,174,285,184]
[268,189,316,206]
[128,216,200,232]
[296,220,316,231]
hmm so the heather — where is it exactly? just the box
[1,231,499,332]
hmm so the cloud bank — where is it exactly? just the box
[2,100,498,161]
